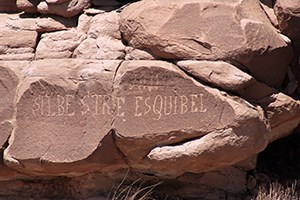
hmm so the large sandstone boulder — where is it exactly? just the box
[113,61,268,176]
[2,59,270,177]
[120,0,293,88]
[275,0,300,43]
[176,60,300,143]
[4,59,126,175]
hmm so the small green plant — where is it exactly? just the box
[255,181,299,200]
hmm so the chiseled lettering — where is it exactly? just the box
[32,95,41,115]
[199,93,207,113]
[190,94,198,113]
[153,95,163,120]
[66,94,75,116]
[180,95,188,114]
[81,92,90,115]
[57,95,65,116]
[44,95,54,116]
[134,96,143,117]
[116,97,125,117]
[102,95,111,115]
[92,94,101,115]
[144,97,151,115]
[164,96,172,115]
[173,96,178,114]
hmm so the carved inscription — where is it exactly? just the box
[31,91,207,119]
[32,93,125,117]
[134,94,206,120]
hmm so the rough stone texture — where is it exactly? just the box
[113,61,268,176]
[16,0,40,13]
[37,0,91,18]
[275,0,300,43]
[0,28,37,60]
[73,11,126,60]
[120,0,293,88]
[0,66,19,123]
[125,47,156,60]
[238,80,300,142]
[177,60,255,91]
[0,0,299,199]
[17,0,91,17]
[176,60,300,143]
[36,30,86,59]
[260,0,278,27]
[6,14,77,33]
[4,59,126,175]
[0,0,20,13]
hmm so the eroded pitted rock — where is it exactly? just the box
[120,0,292,88]
[4,59,126,175]
[17,0,91,18]
[113,61,268,176]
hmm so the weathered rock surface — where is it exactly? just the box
[177,60,255,91]
[237,80,300,143]
[113,61,268,176]
[17,0,91,17]
[0,65,19,122]
[36,30,86,59]
[1,59,271,178]
[37,0,91,18]
[73,11,125,60]
[176,60,300,143]
[0,0,299,199]
[0,28,37,60]
[120,0,293,87]
[4,59,126,175]
[16,0,39,13]
[6,15,77,33]
[260,0,278,27]
[275,0,300,43]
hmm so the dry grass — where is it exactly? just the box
[255,181,299,200]
[107,171,162,200]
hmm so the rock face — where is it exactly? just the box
[120,0,293,88]
[275,0,300,43]
[113,61,268,176]
[0,0,300,199]
[73,11,126,60]
[4,59,126,175]
[17,0,91,17]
